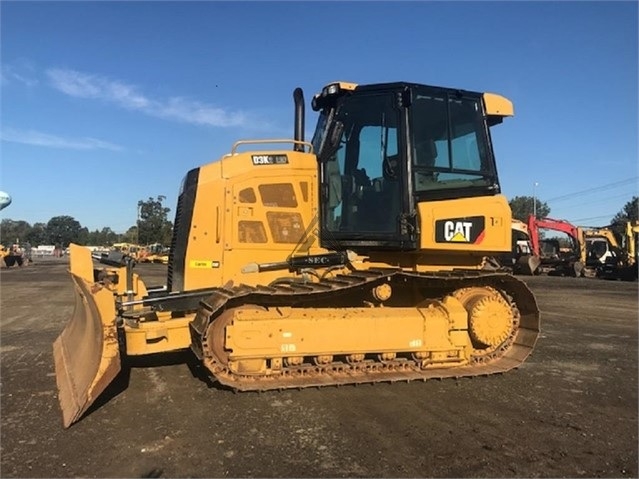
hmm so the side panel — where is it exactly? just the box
[418,195,511,253]
[178,163,226,291]
[224,174,319,285]
[177,150,321,291]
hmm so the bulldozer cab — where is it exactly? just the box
[312,82,509,252]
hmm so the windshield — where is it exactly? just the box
[411,91,496,193]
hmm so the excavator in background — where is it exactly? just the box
[596,221,638,281]
[511,219,540,275]
[580,226,621,278]
[54,80,540,428]
[493,219,539,275]
[527,215,584,277]
[527,216,638,280]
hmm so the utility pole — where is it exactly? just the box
[136,203,141,245]
[533,182,539,218]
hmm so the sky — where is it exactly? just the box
[1,1,637,233]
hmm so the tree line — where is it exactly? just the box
[1,194,637,248]
[1,196,173,248]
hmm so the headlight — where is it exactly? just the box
[327,83,339,95]
[315,83,341,110]
[321,83,340,97]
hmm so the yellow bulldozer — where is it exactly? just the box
[54,81,540,428]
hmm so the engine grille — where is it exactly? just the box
[167,167,200,292]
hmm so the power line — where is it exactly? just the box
[546,177,638,203]
[551,190,637,212]
[571,214,617,223]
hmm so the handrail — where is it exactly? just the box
[230,139,314,155]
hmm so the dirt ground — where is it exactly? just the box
[1,258,637,478]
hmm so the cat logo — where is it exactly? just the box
[435,216,485,244]
[445,221,473,242]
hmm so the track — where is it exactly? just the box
[189,269,540,390]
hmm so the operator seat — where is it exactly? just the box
[414,138,439,189]
[415,138,438,167]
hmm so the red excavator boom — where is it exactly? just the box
[527,215,584,277]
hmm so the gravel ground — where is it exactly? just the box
[1,259,637,478]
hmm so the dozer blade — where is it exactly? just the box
[53,244,121,428]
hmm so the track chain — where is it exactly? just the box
[189,269,539,391]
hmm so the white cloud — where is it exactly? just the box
[46,68,246,127]
[47,68,101,98]
[1,64,39,87]
[1,128,124,152]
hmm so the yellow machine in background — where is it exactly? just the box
[579,226,620,277]
[111,242,169,264]
[111,242,142,260]
[138,243,169,264]
[54,81,540,427]
[1,244,25,268]
[590,221,638,280]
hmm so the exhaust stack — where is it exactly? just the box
[293,87,305,152]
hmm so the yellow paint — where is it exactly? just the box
[216,297,471,374]
[418,195,511,252]
[180,148,323,291]
[56,80,540,426]
[125,317,193,355]
[53,271,121,428]
[483,92,514,117]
